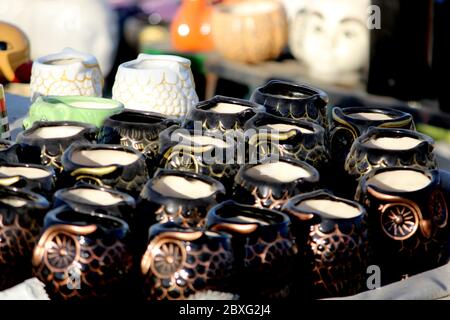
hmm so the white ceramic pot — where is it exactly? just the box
[289,0,370,85]
[29,48,103,102]
[112,54,199,118]
[0,0,118,75]
[281,0,306,21]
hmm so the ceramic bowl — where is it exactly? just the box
[211,0,288,64]
[30,47,103,102]
[0,186,50,290]
[32,206,132,300]
[15,121,97,174]
[140,221,234,300]
[23,96,124,129]
[250,80,329,127]
[0,139,41,164]
[61,143,148,197]
[283,190,369,299]
[112,54,198,118]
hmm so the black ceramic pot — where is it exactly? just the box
[140,221,234,300]
[345,127,437,184]
[233,156,320,210]
[0,186,50,290]
[32,206,133,300]
[282,190,369,299]
[138,169,225,230]
[0,139,41,164]
[250,80,329,127]
[206,200,297,300]
[244,112,330,171]
[328,107,415,172]
[159,125,239,193]
[61,143,148,197]
[183,95,264,134]
[356,167,449,285]
[54,184,136,223]
[98,111,178,173]
[0,163,56,200]
[15,121,97,174]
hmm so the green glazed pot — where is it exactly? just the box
[23,96,124,129]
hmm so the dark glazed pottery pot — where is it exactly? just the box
[0,186,50,290]
[250,80,329,127]
[32,206,133,300]
[61,143,148,197]
[206,200,297,300]
[328,107,415,169]
[97,111,178,173]
[233,157,319,210]
[138,169,225,231]
[356,167,449,284]
[159,126,239,192]
[140,221,234,300]
[54,184,136,223]
[15,121,97,174]
[244,112,330,171]
[282,190,369,299]
[183,95,264,134]
[345,127,436,183]
[0,163,56,199]
[0,139,41,164]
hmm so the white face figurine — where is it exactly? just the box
[290,0,370,85]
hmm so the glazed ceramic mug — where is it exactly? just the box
[0,186,50,291]
[282,190,369,299]
[233,156,320,210]
[140,221,234,300]
[112,54,199,118]
[250,80,329,127]
[61,143,148,197]
[244,112,330,171]
[32,206,133,300]
[97,110,178,172]
[356,167,449,284]
[183,95,264,134]
[23,96,124,129]
[206,200,297,299]
[30,47,103,102]
[0,163,56,199]
[15,121,97,174]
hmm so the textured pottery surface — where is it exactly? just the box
[289,0,370,85]
[98,111,177,171]
[233,156,320,210]
[30,48,103,102]
[356,167,449,284]
[23,96,124,129]
[0,22,30,83]
[345,127,437,180]
[283,190,369,299]
[250,80,329,127]
[54,184,136,222]
[0,163,56,199]
[244,112,330,170]
[0,0,118,75]
[61,143,148,197]
[15,121,97,174]
[212,0,288,64]
[329,107,415,169]
[141,222,234,300]
[0,186,50,291]
[170,0,214,52]
[206,200,297,299]
[32,206,132,300]
[112,54,198,117]
[184,95,264,134]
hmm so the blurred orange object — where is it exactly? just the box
[170,0,214,52]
